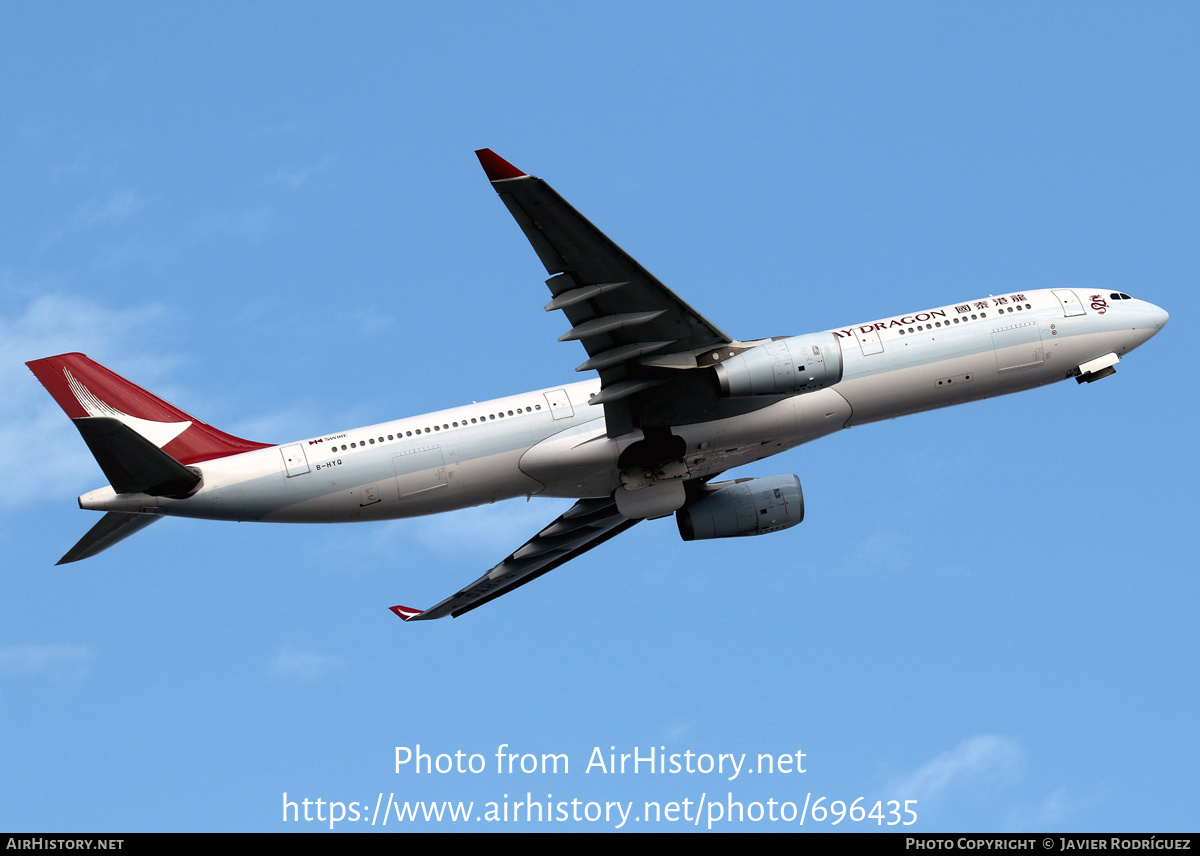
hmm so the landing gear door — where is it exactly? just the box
[544,389,575,420]
[281,443,311,477]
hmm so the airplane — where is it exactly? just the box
[27,149,1169,621]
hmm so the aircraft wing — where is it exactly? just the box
[391,497,639,621]
[477,149,767,437]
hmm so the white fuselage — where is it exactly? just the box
[79,288,1167,523]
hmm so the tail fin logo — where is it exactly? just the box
[389,605,425,621]
[65,369,192,449]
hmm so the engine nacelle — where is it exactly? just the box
[676,475,804,541]
[714,333,843,397]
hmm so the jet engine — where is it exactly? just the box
[714,333,843,397]
[676,475,804,541]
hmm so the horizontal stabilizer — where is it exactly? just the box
[58,512,162,565]
[73,417,201,497]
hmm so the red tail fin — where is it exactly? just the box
[27,353,272,465]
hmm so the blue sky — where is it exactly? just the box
[2,3,1196,832]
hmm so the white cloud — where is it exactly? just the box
[409,498,575,558]
[890,735,1024,804]
[267,645,344,682]
[219,405,318,449]
[347,309,394,336]
[0,290,316,514]
[0,292,167,380]
[1034,787,1084,826]
[0,643,94,681]
[0,293,170,507]
[71,189,144,228]
[187,203,276,243]
[852,528,914,572]
[663,722,696,741]
[304,497,576,579]
[47,146,111,185]
[34,188,146,253]
[249,120,306,140]
[264,155,336,190]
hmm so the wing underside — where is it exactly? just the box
[476,149,774,437]
[395,150,772,621]
[392,497,639,621]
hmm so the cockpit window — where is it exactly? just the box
[1110,292,1133,300]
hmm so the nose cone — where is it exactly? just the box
[1148,302,1169,330]
[1129,300,1168,350]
